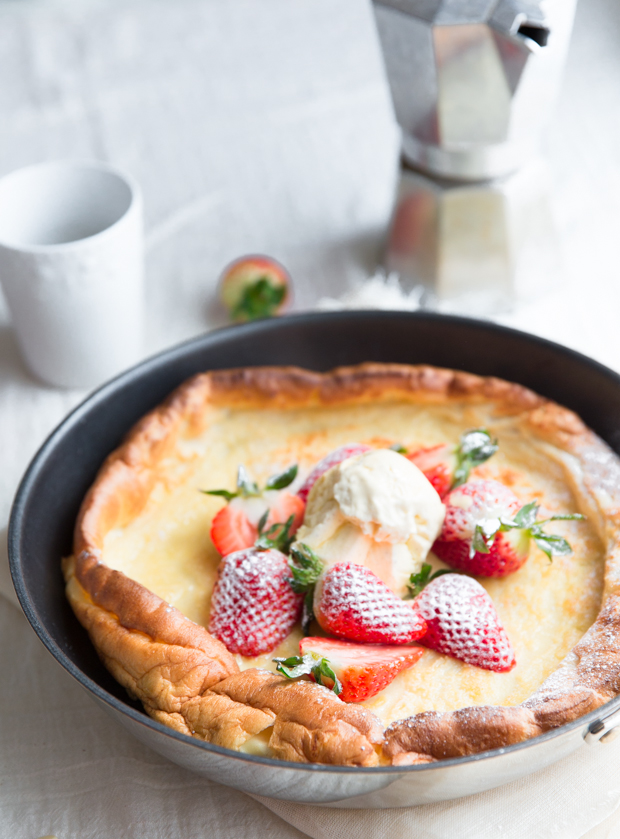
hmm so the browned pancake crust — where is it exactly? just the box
[65,363,620,765]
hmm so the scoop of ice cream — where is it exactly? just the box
[332,449,443,543]
[294,449,445,596]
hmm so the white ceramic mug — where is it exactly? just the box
[0,160,144,389]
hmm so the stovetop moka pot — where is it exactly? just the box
[373,0,577,181]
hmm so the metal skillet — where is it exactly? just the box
[9,310,620,807]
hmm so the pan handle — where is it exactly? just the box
[585,708,620,745]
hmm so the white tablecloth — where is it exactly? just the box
[1,0,620,836]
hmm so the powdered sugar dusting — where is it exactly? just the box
[316,562,426,644]
[442,480,520,541]
[415,574,516,672]
[209,548,302,656]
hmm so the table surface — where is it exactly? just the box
[0,0,620,837]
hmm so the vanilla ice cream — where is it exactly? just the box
[294,449,445,596]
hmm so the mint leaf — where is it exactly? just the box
[232,277,286,321]
[265,464,298,490]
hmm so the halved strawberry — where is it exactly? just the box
[266,492,305,534]
[208,547,303,656]
[204,464,305,557]
[297,443,372,503]
[275,638,425,703]
[413,573,516,672]
[210,503,258,557]
[407,429,498,498]
[313,561,427,645]
[432,479,584,577]
[406,444,454,498]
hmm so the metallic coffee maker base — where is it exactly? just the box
[385,160,561,314]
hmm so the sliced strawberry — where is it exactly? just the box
[209,547,303,656]
[265,491,305,534]
[432,479,583,577]
[298,637,425,702]
[406,444,455,498]
[297,443,372,503]
[210,504,258,557]
[407,429,498,498]
[313,562,427,645]
[205,464,305,557]
[275,638,424,702]
[413,573,516,672]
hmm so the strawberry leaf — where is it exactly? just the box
[288,543,324,593]
[237,465,260,497]
[390,443,408,454]
[537,513,586,524]
[510,508,583,560]
[533,533,573,559]
[274,654,315,679]
[314,657,342,695]
[274,653,342,695]
[232,277,286,321]
[406,563,452,598]
[255,515,295,553]
[200,488,237,501]
[265,464,298,490]
[471,516,502,556]
[257,509,269,535]
[452,428,498,489]
[512,501,539,529]
[472,524,492,556]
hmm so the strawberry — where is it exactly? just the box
[313,561,427,645]
[297,443,372,503]
[432,479,584,577]
[265,492,305,533]
[204,464,305,557]
[413,573,516,672]
[210,503,258,558]
[219,255,291,322]
[406,428,498,498]
[274,637,425,703]
[208,547,303,656]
